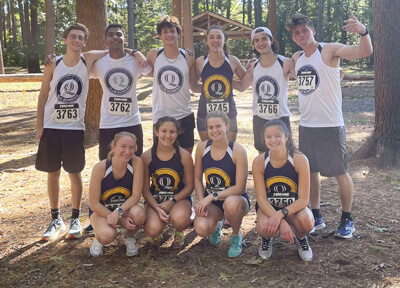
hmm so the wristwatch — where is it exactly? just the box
[281,207,289,219]
[116,207,124,218]
[131,49,139,55]
[212,192,219,201]
[360,27,369,36]
[170,197,177,205]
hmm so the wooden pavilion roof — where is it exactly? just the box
[192,11,253,40]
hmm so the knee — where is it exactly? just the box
[170,210,191,230]
[223,197,243,217]
[144,221,164,237]
[194,217,212,237]
[130,207,146,226]
[95,230,116,245]
[296,214,314,233]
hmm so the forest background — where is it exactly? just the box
[0,0,374,73]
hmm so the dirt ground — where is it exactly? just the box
[0,79,399,288]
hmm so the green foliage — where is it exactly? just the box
[0,0,374,68]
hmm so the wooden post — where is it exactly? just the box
[182,0,193,51]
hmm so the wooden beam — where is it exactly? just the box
[0,73,43,83]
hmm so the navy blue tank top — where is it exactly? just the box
[264,150,298,209]
[100,159,133,211]
[202,140,237,195]
[149,152,184,203]
[198,53,236,118]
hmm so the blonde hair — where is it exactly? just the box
[206,111,230,126]
[107,132,137,160]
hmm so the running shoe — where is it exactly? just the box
[295,236,313,261]
[171,231,185,250]
[310,216,326,233]
[67,218,82,239]
[124,237,139,256]
[228,234,243,258]
[209,221,223,245]
[335,218,355,239]
[258,237,274,259]
[41,217,66,241]
[90,238,103,257]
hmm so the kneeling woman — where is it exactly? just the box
[194,111,250,258]
[253,119,314,261]
[89,132,145,257]
[141,117,194,249]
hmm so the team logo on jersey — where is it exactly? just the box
[204,168,231,188]
[265,176,297,194]
[203,75,231,99]
[152,168,180,192]
[56,74,83,103]
[297,65,320,95]
[105,68,134,95]
[101,187,131,210]
[255,75,280,100]
[157,65,183,94]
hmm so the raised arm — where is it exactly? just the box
[145,49,158,78]
[188,53,202,93]
[328,13,373,61]
[83,50,109,71]
[229,55,246,80]
[233,63,254,92]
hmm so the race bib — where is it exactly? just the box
[297,74,316,90]
[268,197,295,208]
[153,191,174,203]
[206,98,229,114]
[54,104,79,123]
[257,99,279,117]
[109,97,132,116]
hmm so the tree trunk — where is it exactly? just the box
[45,0,55,55]
[247,0,252,25]
[28,0,41,73]
[0,0,4,50]
[254,0,262,27]
[9,0,18,48]
[193,0,199,15]
[172,0,182,47]
[353,0,400,168]
[182,0,193,52]
[0,39,4,74]
[226,0,231,19]
[127,0,135,49]
[316,0,324,41]
[268,0,277,41]
[76,0,107,144]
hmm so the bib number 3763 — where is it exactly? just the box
[54,104,79,123]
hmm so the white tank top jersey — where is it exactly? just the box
[90,54,147,129]
[43,54,88,130]
[252,55,291,119]
[152,48,191,123]
[295,43,344,127]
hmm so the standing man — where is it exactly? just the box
[287,13,372,238]
[36,24,108,241]
[234,27,295,153]
[146,15,198,153]
[90,23,151,159]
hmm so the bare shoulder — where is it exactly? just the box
[179,147,194,163]
[252,152,266,171]
[292,51,303,62]
[232,142,247,156]
[293,151,309,168]
[195,140,207,154]
[140,149,152,165]
[131,155,144,170]
[93,159,107,174]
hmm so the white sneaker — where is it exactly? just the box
[295,236,313,261]
[258,237,274,259]
[90,238,103,257]
[124,237,139,256]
